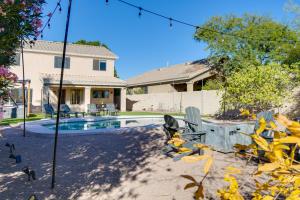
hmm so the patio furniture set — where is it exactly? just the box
[43,103,119,118]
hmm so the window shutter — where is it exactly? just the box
[54,56,60,68]
[65,57,70,68]
[93,59,99,70]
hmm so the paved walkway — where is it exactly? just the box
[0,126,255,200]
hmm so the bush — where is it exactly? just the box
[202,78,224,90]
[222,64,294,112]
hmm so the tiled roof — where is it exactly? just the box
[24,40,117,59]
[41,73,126,87]
[127,60,212,86]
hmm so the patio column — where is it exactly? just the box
[187,82,194,92]
[84,86,91,112]
[120,87,126,112]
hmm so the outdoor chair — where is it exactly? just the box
[43,104,58,118]
[60,104,85,118]
[106,103,119,116]
[162,114,206,160]
[254,111,275,142]
[87,104,101,116]
[185,106,207,143]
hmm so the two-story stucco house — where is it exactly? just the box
[10,40,126,113]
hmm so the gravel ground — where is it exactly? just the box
[0,125,256,200]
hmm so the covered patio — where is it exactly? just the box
[42,74,127,112]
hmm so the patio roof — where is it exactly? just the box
[126,59,212,87]
[42,73,126,87]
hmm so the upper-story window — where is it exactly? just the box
[54,56,70,69]
[13,53,20,66]
[93,59,106,71]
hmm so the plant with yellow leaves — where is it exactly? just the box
[174,112,300,199]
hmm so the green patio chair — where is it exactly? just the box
[87,104,100,116]
[184,106,207,143]
[60,104,85,118]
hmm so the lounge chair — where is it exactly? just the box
[60,104,85,118]
[185,106,207,143]
[87,104,100,116]
[106,103,119,116]
[43,104,58,118]
[162,114,206,160]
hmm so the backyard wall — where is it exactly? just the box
[126,90,222,115]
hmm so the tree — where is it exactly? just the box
[0,0,45,66]
[73,39,110,50]
[194,14,299,77]
[284,0,300,28]
[0,66,17,105]
[222,64,294,112]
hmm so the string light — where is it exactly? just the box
[113,0,299,45]
[138,7,142,17]
[58,3,62,12]
[169,18,173,27]
[36,0,63,39]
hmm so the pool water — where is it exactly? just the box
[43,118,166,131]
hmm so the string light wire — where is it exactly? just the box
[112,0,300,45]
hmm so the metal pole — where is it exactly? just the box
[21,40,26,137]
[51,0,73,189]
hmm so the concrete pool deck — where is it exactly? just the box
[0,125,256,200]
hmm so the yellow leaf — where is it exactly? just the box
[275,136,300,146]
[291,165,300,171]
[178,147,192,153]
[258,162,280,172]
[203,157,213,174]
[226,166,241,175]
[269,121,277,130]
[252,135,270,151]
[262,195,274,200]
[275,114,293,127]
[168,138,185,147]
[194,143,210,150]
[181,155,210,163]
[288,127,300,136]
[256,117,267,135]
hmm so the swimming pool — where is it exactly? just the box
[43,117,166,131]
[25,115,254,152]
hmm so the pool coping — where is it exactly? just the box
[23,115,173,136]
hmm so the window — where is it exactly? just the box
[92,90,101,98]
[93,60,106,71]
[70,89,82,104]
[54,56,70,69]
[13,53,20,66]
[92,90,110,99]
[102,90,109,98]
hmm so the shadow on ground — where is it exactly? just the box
[0,126,164,200]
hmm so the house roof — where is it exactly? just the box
[41,73,126,87]
[24,40,118,59]
[127,59,212,86]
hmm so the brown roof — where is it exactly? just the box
[127,60,212,86]
[24,40,117,59]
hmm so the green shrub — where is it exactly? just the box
[222,64,294,112]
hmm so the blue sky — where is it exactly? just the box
[41,0,292,79]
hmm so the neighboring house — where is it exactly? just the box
[9,40,126,113]
[126,59,215,94]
